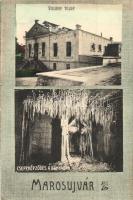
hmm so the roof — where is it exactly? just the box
[80,29,110,41]
[26,22,49,38]
[26,20,111,41]
[62,27,73,31]
[43,21,59,27]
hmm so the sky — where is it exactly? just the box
[16,4,122,45]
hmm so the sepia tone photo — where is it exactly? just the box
[15,89,123,172]
[2,0,133,199]
[16,4,122,86]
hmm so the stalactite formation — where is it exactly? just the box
[19,89,122,166]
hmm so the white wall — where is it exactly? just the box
[25,30,79,63]
[25,29,111,70]
[78,30,111,56]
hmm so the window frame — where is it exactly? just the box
[42,42,46,57]
[98,44,102,52]
[53,63,57,70]
[91,43,95,52]
[66,41,72,57]
[66,63,70,69]
[53,43,58,57]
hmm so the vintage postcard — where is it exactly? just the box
[1,0,133,200]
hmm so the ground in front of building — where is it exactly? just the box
[16,65,121,86]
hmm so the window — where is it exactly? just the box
[66,42,71,57]
[28,44,32,58]
[34,43,39,59]
[53,63,57,70]
[42,42,45,56]
[53,43,58,57]
[91,43,95,51]
[98,44,102,52]
[66,64,70,69]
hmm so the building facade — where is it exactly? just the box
[25,20,112,70]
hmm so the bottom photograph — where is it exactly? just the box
[15,89,123,172]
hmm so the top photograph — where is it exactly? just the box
[16,4,122,87]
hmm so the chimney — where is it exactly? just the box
[35,19,39,24]
[76,24,81,30]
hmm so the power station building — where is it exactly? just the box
[25,20,112,70]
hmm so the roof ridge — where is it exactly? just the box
[80,29,110,41]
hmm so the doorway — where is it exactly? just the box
[69,132,80,155]
[34,43,39,60]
